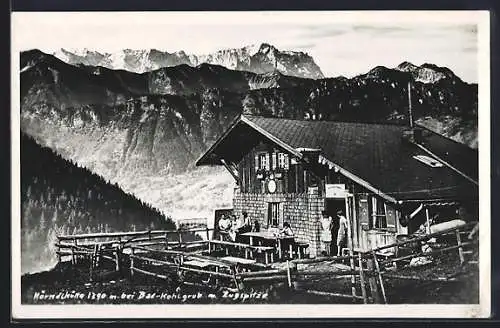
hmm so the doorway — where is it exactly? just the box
[325,199,345,255]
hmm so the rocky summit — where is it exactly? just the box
[52,43,325,79]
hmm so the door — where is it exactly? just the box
[325,196,355,252]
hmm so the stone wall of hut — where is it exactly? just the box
[232,188,324,257]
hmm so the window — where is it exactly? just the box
[267,202,280,227]
[413,155,444,168]
[369,197,387,229]
[258,153,270,170]
[278,153,289,170]
[271,153,277,170]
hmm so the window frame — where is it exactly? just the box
[267,202,281,228]
[258,152,270,171]
[277,152,289,170]
[369,196,388,230]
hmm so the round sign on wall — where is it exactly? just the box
[268,180,277,193]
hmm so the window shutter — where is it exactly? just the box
[359,195,370,231]
[385,203,397,232]
[255,155,259,171]
[265,153,270,171]
[284,154,289,170]
[272,153,277,170]
[265,203,270,227]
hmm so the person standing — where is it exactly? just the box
[336,210,348,256]
[229,214,239,242]
[320,211,333,256]
[218,214,232,241]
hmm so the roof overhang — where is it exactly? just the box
[196,115,475,206]
[196,115,303,166]
[318,154,398,204]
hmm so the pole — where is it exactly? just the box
[408,80,413,128]
[346,195,357,301]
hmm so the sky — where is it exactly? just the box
[12,11,486,83]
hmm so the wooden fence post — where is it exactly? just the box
[56,238,61,263]
[348,249,357,302]
[366,256,381,304]
[130,247,135,279]
[90,243,98,282]
[114,246,120,272]
[357,253,368,304]
[372,251,387,304]
[71,241,75,266]
[286,260,292,289]
[455,228,465,265]
[232,268,242,291]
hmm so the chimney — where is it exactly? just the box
[402,127,422,144]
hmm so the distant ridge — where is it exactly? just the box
[52,43,325,79]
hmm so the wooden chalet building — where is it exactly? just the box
[196,115,479,257]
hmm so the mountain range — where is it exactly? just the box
[52,43,325,79]
[20,46,478,226]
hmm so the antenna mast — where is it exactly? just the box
[407,80,414,128]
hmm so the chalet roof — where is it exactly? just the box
[196,115,478,203]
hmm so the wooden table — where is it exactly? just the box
[241,231,294,260]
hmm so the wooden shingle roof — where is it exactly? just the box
[196,115,478,203]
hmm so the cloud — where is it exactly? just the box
[296,25,351,39]
[351,25,413,35]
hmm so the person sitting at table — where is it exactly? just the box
[251,220,260,232]
[233,212,251,242]
[280,222,294,237]
[241,212,252,232]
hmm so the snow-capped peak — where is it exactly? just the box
[51,43,325,79]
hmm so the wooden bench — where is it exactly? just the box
[208,240,275,264]
[295,242,310,259]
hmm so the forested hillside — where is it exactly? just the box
[21,134,174,274]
